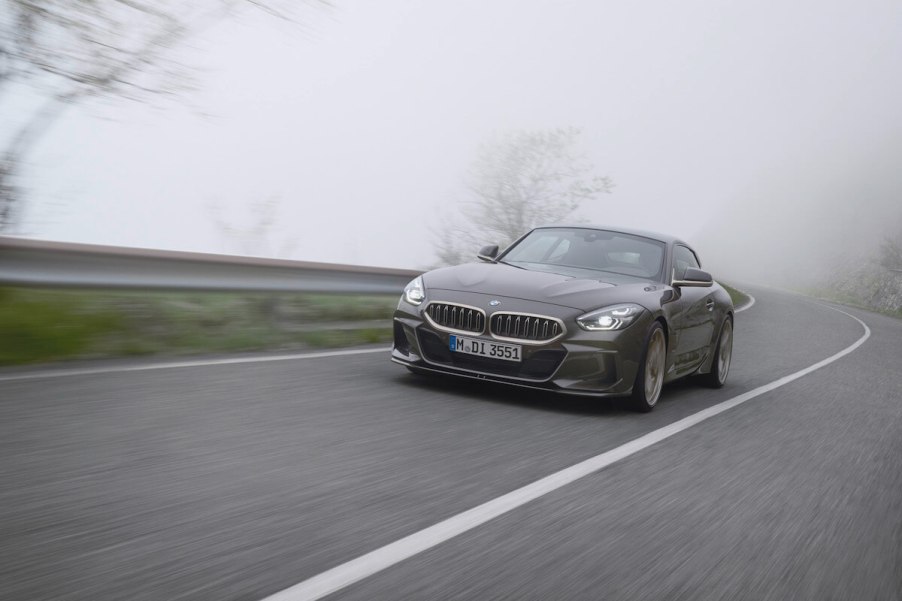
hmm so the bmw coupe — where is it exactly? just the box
[392,226,734,411]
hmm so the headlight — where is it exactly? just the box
[577,303,645,331]
[403,276,425,306]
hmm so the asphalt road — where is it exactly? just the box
[1,287,900,601]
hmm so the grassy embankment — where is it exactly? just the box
[808,275,902,319]
[1,282,755,367]
[719,282,751,309]
[0,287,397,366]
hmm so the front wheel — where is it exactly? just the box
[702,317,733,388]
[630,321,666,412]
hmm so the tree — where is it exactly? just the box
[824,227,902,314]
[878,235,902,272]
[0,0,327,231]
[434,128,613,266]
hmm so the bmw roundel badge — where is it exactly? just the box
[489,299,501,306]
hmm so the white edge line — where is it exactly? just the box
[735,292,756,313]
[0,347,390,382]
[261,303,869,601]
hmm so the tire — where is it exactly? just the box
[702,317,733,388]
[630,321,666,412]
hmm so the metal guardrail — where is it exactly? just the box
[0,237,421,294]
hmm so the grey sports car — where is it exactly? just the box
[391,225,734,411]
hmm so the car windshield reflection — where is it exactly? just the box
[501,227,666,282]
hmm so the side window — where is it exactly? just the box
[673,245,701,280]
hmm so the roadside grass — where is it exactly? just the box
[721,282,901,319]
[0,287,396,366]
[1,281,760,367]
[805,288,902,320]
[719,282,751,309]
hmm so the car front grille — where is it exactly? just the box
[425,302,485,334]
[489,312,564,342]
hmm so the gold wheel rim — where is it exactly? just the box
[717,321,733,383]
[645,329,666,405]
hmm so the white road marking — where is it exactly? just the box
[735,292,756,312]
[0,347,390,382]
[260,303,869,601]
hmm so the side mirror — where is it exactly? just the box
[673,267,713,288]
[477,244,499,262]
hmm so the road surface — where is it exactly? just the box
[1,287,900,600]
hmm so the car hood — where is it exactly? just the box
[423,262,665,312]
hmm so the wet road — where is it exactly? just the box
[2,287,900,600]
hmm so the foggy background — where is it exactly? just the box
[7,0,902,287]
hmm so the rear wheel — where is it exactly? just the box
[703,317,733,388]
[630,321,666,412]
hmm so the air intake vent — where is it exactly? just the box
[425,302,485,334]
[490,312,564,342]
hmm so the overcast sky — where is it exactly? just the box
[10,0,902,283]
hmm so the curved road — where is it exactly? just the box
[1,287,900,600]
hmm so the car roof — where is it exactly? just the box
[531,224,690,248]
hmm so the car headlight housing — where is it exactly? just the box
[577,303,645,331]
[403,276,425,306]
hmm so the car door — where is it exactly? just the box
[669,245,717,374]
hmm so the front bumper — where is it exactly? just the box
[391,298,651,398]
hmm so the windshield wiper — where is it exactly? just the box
[496,259,526,269]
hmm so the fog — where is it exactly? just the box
[10,0,902,286]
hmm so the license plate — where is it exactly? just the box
[449,335,522,362]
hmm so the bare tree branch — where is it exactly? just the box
[433,128,613,266]
[1,0,326,232]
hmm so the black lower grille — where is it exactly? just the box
[417,327,565,380]
[393,321,410,355]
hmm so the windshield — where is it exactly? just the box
[501,227,666,281]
